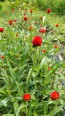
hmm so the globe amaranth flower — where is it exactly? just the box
[56,24,59,27]
[32,35,43,46]
[42,49,47,53]
[39,28,46,33]
[23,93,31,101]
[24,15,27,21]
[14,19,17,22]
[50,91,60,100]
[48,67,51,70]
[8,19,17,25]
[8,20,13,25]
[54,44,58,48]
[0,28,4,33]
[0,55,4,59]
[47,8,51,13]
[30,9,33,13]
[28,26,33,31]
[16,34,19,37]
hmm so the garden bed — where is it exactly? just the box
[0,0,65,116]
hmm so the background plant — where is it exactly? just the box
[0,0,65,116]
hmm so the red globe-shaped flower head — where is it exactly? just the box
[23,93,31,101]
[54,44,58,48]
[0,55,4,59]
[42,49,47,53]
[32,36,43,46]
[56,24,59,27]
[16,34,19,37]
[24,15,27,21]
[14,19,17,22]
[0,28,4,33]
[8,20,13,25]
[47,8,51,13]
[39,28,46,33]
[30,9,33,13]
[50,91,60,100]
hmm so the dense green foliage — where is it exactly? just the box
[36,0,65,15]
[0,0,65,116]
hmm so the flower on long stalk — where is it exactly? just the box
[23,93,31,101]
[32,35,43,46]
[0,28,4,33]
[50,91,60,100]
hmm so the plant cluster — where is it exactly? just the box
[0,0,65,116]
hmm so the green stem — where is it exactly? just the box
[29,101,31,116]
[26,101,28,116]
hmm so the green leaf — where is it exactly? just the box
[3,114,15,116]
[27,68,32,82]
[6,58,15,80]
[0,88,5,94]
[16,103,26,116]
[13,102,19,115]
[49,104,65,116]
[0,99,7,107]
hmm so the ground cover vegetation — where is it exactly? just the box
[0,0,65,116]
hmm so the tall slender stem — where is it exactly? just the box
[26,101,28,116]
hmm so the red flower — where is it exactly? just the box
[54,44,58,48]
[39,28,46,33]
[40,17,43,20]
[47,8,51,13]
[0,28,4,32]
[56,24,59,27]
[50,91,60,100]
[28,26,33,30]
[16,34,19,37]
[48,67,51,70]
[23,93,31,101]
[24,15,27,21]
[42,49,47,53]
[0,55,4,59]
[32,36,43,46]
[14,19,17,22]
[30,9,33,13]
[8,20,13,25]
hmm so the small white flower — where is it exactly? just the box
[43,16,46,23]
[11,2,15,4]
